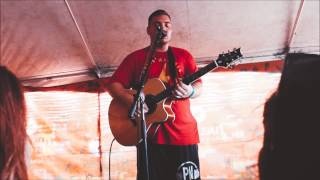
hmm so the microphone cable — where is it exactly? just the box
[109,137,116,180]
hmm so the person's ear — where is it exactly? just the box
[146,26,151,35]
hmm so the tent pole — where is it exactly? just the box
[64,0,100,76]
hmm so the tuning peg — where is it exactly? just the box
[227,64,235,69]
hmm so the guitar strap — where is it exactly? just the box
[167,47,178,86]
[150,47,178,139]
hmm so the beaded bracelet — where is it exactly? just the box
[189,86,195,98]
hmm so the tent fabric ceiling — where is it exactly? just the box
[0,0,319,87]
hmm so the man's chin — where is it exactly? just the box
[160,38,170,44]
[157,41,169,47]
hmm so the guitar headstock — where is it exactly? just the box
[216,48,242,68]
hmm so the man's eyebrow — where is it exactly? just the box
[153,19,171,23]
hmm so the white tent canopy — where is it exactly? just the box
[1,1,319,179]
[1,0,319,87]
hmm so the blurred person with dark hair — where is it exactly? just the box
[258,53,320,180]
[108,9,202,180]
[0,66,29,180]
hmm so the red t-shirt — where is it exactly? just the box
[109,46,202,145]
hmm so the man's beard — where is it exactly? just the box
[156,38,169,47]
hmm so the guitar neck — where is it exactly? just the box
[183,61,217,85]
[153,60,218,103]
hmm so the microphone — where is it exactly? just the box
[156,24,167,39]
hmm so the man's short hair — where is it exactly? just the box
[148,9,171,25]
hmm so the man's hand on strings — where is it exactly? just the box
[134,92,149,117]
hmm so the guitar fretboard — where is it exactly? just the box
[153,60,218,103]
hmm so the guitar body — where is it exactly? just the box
[108,78,175,146]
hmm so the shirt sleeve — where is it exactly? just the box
[184,50,202,84]
[109,54,135,88]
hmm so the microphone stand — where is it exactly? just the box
[128,28,164,180]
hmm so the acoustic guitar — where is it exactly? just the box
[108,48,242,146]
